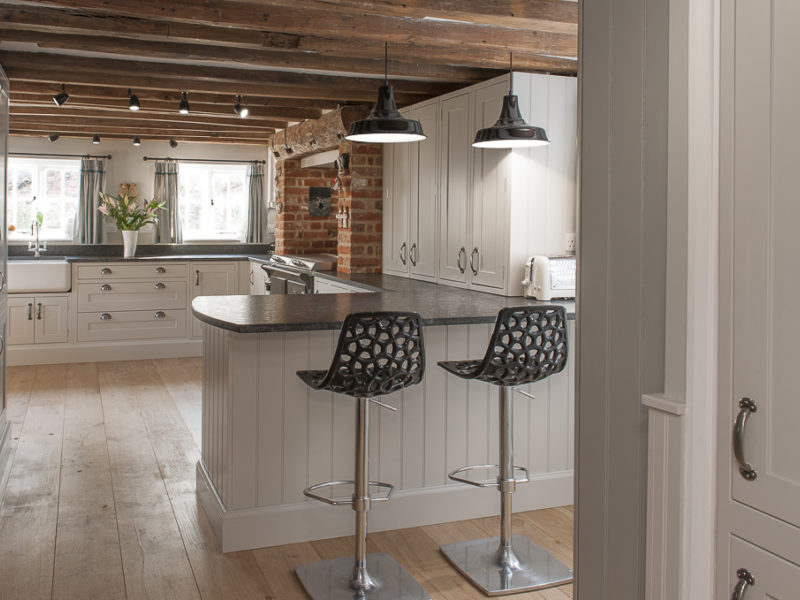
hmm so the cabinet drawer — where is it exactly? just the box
[77,281,187,312]
[77,309,187,342]
[77,262,187,280]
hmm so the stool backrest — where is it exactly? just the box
[477,306,568,386]
[319,312,425,397]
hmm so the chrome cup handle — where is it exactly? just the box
[731,568,754,600]
[733,398,757,481]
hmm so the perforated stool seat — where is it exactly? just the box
[294,312,430,600]
[438,306,573,596]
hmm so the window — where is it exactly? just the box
[178,163,248,241]
[7,158,80,241]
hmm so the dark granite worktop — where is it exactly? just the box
[192,273,575,333]
[7,254,270,263]
[8,243,273,262]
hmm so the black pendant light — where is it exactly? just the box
[128,88,140,111]
[178,92,190,115]
[346,43,425,144]
[53,84,69,106]
[472,53,550,149]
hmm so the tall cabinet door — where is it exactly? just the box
[437,92,471,284]
[409,100,438,281]
[382,140,410,275]
[470,80,509,290]
[718,0,800,588]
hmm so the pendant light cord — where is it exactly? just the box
[384,42,389,86]
[509,52,514,95]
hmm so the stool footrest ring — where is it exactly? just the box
[303,480,395,506]
[448,464,530,488]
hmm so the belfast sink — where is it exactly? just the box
[7,259,72,293]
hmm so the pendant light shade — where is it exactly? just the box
[178,92,190,115]
[53,84,69,106]
[472,54,550,149]
[346,43,425,144]
[128,88,140,111]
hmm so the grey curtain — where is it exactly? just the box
[245,161,267,243]
[74,157,106,244]
[153,159,181,243]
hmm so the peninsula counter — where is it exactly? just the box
[192,275,575,552]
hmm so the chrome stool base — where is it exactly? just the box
[440,534,573,597]
[296,552,431,600]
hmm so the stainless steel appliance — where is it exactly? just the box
[521,255,576,300]
[260,253,337,295]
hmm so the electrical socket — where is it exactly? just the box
[564,233,576,253]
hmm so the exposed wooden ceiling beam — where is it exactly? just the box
[10,130,269,144]
[0,29,502,83]
[5,1,577,59]
[10,106,288,129]
[8,82,340,110]
[10,94,324,122]
[11,115,276,133]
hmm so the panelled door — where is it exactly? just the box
[470,80,508,290]
[409,100,438,281]
[437,92,470,284]
[382,137,410,275]
[718,0,800,592]
[190,262,238,337]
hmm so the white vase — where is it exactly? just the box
[122,230,139,258]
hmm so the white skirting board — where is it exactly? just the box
[197,460,574,552]
[7,338,202,365]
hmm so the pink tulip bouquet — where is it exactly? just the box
[98,192,165,231]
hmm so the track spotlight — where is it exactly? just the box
[169,138,178,148]
[133,136,141,147]
[92,134,101,144]
[234,95,249,118]
[53,83,69,106]
[47,133,60,143]
[128,88,140,111]
[178,92,190,115]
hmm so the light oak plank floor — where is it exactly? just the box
[0,359,573,600]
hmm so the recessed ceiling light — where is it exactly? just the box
[53,83,69,106]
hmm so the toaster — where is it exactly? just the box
[522,255,576,300]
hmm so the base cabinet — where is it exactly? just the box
[8,295,68,345]
[190,262,238,336]
[728,537,800,599]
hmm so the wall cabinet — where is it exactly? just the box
[384,73,578,296]
[190,262,238,336]
[8,295,68,345]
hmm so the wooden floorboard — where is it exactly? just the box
[1,358,574,600]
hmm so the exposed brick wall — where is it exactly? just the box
[336,142,383,273]
[274,159,339,255]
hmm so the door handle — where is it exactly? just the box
[0,335,4,355]
[26,303,33,321]
[195,269,200,286]
[155,266,166,274]
[731,568,754,600]
[733,398,757,481]
[457,247,467,273]
[470,247,479,275]
[154,311,166,319]
[100,284,112,291]
[410,243,417,266]
[154,282,166,290]
[0,271,5,292]
[36,303,42,320]
[100,267,112,275]
[399,242,407,265]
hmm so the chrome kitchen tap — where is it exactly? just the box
[28,220,47,257]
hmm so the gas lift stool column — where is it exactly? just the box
[294,311,431,600]
[438,306,573,596]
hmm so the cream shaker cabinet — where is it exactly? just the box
[717,0,800,595]
[190,262,238,337]
[381,134,410,276]
[8,295,68,345]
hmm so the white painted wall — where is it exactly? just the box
[8,136,274,244]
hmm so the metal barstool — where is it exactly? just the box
[438,305,572,596]
[294,311,430,600]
